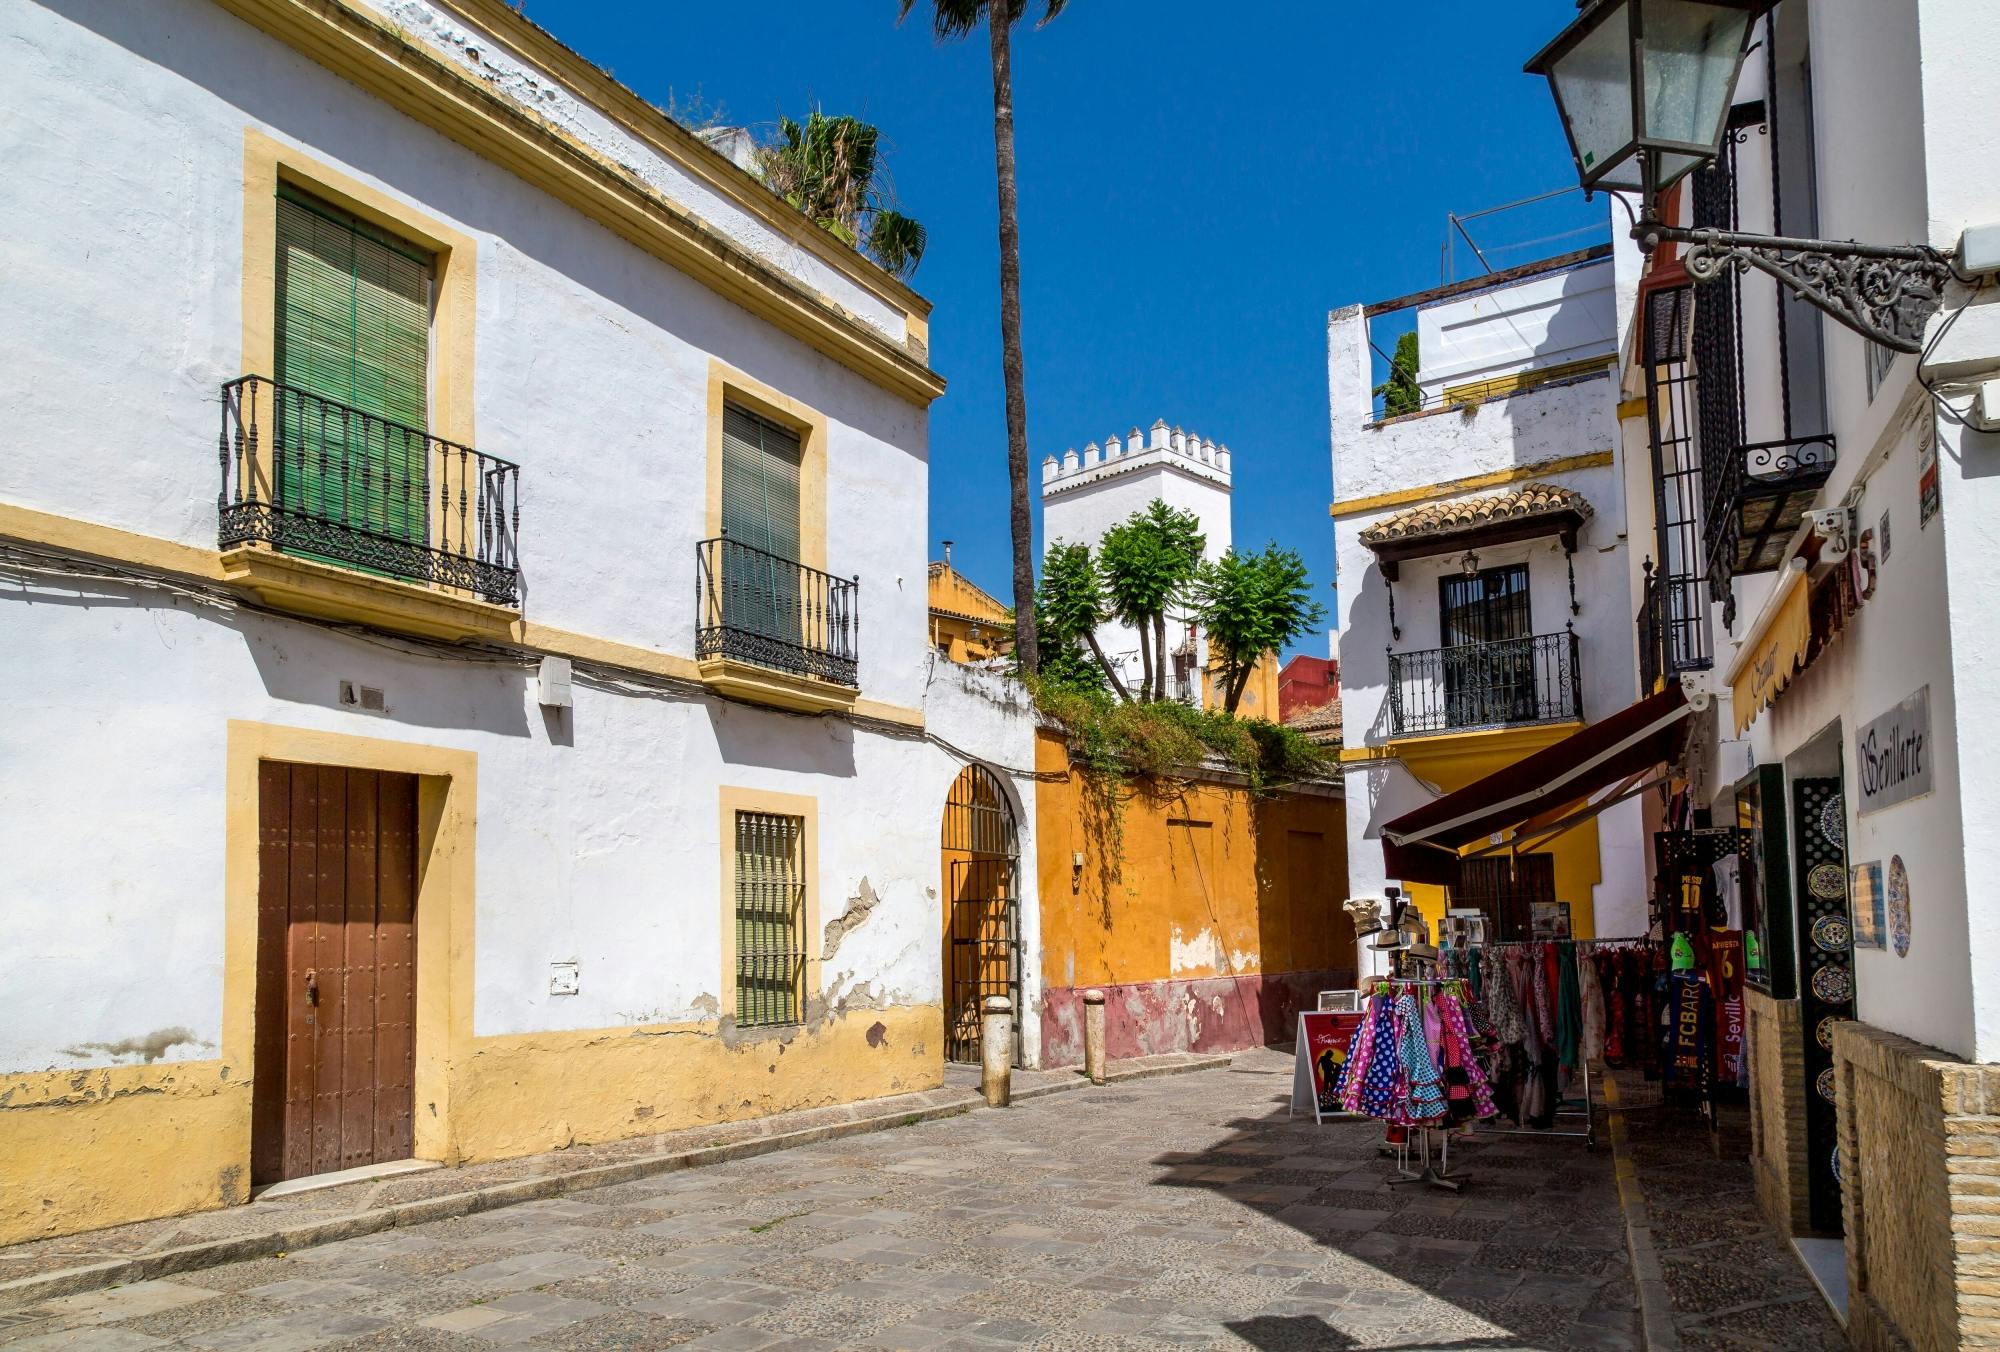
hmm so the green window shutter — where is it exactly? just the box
[718,404,804,643]
[273,190,433,559]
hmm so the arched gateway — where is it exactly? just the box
[939,763,1022,1066]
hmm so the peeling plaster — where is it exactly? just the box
[1169,927,1222,978]
[821,877,883,964]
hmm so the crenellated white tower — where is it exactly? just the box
[1040,418,1235,704]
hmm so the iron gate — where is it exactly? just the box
[942,764,1021,1065]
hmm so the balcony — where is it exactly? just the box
[216,376,522,639]
[696,535,859,713]
[1704,434,1835,592]
[1386,631,1582,739]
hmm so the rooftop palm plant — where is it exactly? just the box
[759,109,928,279]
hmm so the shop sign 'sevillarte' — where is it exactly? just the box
[1856,686,1932,816]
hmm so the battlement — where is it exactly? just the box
[1040,418,1232,497]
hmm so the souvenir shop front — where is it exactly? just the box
[1328,680,1742,1177]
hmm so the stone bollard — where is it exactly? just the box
[980,995,1013,1107]
[1083,989,1107,1085]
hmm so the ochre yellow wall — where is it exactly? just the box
[928,563,1012,664]
[1382,723,1604,941]
[1206,650,1283,720]
[1032,729,1350,991]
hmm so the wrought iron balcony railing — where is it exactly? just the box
[697,535,859,688]
[217,376,521,604]
[1703,434,1836,600]
[1386,631,1582,738]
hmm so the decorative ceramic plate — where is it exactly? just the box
[1812,964,1854,1004]
[1889,855,1912,958]
[1817,1067,1837,1103]
[1812,914,1851,953]
[1809,863,1846,901]
[1832,1146,1843,1186]
[1816,1016,1847,1050]
[1819,797,1846,850]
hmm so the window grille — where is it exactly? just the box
[734,811,806,1027]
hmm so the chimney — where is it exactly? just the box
[942,539,953,568]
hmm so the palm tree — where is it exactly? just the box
[897,0,1067,675]
[758,109,928,279]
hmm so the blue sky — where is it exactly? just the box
[528,1,1606,659]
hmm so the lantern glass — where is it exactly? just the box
[1640,0,1754,170]
[1545,2,1635,189]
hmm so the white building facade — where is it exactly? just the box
[0,0,1043,1246]
[1607,1,2000,1341]
[1328,245,1651,953]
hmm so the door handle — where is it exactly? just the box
[304,968,319,1007]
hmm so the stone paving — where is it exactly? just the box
[0,1055,1664,1351]
[1607,1076,1845,1352]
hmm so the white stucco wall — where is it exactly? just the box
[1328,278,1646,939]
[0,0,930,713]
[350,0,910,342]
[0,0,1037,1076]
[1416,258,1618,398]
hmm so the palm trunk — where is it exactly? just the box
[1153,612,1168,702]
[987,8,1039,675]
[1083,630,1131,703]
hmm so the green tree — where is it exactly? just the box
[1375,330,1422,417]
[759,109,927,278]
[1190,545,1327,714]
[896,0,1067,675]
[1097,500,1205,703]
[1033,541,1128,699]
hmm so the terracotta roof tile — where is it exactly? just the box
[1359,482,1592,547]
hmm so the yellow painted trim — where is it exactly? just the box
[1330,451,1615,519]
[218,547,519,642]
[225,721,478,1164]
[1616,396,1650,421]
[698,658,859,716]
[0,502,925,728]
[1387,721,1585,761]
[242,127,478,451]
[704,359,830,574]
[717,787,821,1025]
[210,0,945,405]
[431,0,931,325]
[1441,355,1617,408]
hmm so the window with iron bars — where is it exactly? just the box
[734,811,807,1027]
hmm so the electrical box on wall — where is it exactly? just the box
[338,680,387,714]
[549,961,579,996]
[537,655,574,708]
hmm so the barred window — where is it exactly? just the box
[734,811,806,1027]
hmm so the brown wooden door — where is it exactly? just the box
[252,763,418,1184]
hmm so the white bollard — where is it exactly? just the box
[981,995,1013,1107]
[1083,989,1107,1085]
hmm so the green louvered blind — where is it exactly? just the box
[719,404,804,642]
[734,811,806,1027]
[274,189,433,552]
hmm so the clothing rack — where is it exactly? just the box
[1466,938,1641,1152]
[1362,976,1474,1191]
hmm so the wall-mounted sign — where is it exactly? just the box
[1850,861,1886,950]
[1918,424,1941,528]
[1856,686,1932,815]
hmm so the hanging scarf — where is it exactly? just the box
[1579,949,1607,1063]
[1556,941,1583,1073]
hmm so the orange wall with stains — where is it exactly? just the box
[1031,729,1351,1061]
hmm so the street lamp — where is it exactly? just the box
[1527,0,1955,354]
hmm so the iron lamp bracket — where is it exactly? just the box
[1637,218,1956,356]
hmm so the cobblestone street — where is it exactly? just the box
[0,1058,1837,1351]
